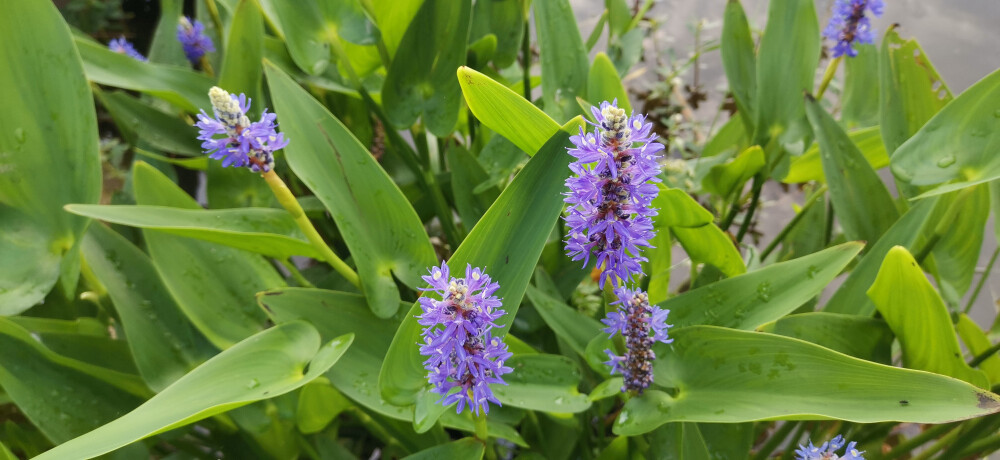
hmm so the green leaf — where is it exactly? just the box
[458,66,561,156]
[80,223,217,392]
[35,322,352,460]
[702,115,749,158]
[132,162,280,348]
[258,0,328,75]
[890,68,1000,197]
[612,326,1000,435]
[67,205,320,260]
[720,0,756,132]
[666,242,862,330]
[265,62,438,317]
[369,0,423,58]
[379,122,582,405]
[702,145,765,198]
[930,185,989,301]
[382,0,471,136]
[219,0,264,98]
[534,0,589,122]
[866,246,990,388]
[758,312,893,363]
[782,126,886,184]
[448,145,500,229]
[493,355,591,413]
[146,0,188,66]
[0,0,101,313]
[403,438,484,460]
[74,37,213,112]
[648,423,711,460]
[524,285,603,357]
[672,225,746,278]
[653,186,714,227]
[805,95,898,244]
[956,314,1000,385]
[879,28,953,157]
[841,44,879,128]
[295,379,350,434]
[95,90,202,156]
[469,0,524,68]
[587,52,630,112]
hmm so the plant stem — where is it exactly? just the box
[203,0,224,41]
[199,55,215,78]
[969,340,1000,367]
[277,258,315,288]
[909,426,961,460]
[965,246,1000,314]
[719,188,744,231]
[950,432,1000,458]
[760,186,827,259]
[474,413,489,441]
[261,169,360,288]
[752,422,798,460]
[736,173,765,244]
[816,56,842,100]
[521,21,531,101]
[878,423,957,460]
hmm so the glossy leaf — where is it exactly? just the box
[266,62,438,317]
[672,225,746,278]
[493,354,591,413]
[296,379,350,434]
[702,145,765,198]
[666,242,863,330]
[458,66,561,156]
[956,314,1000,385]
[613,326,1000,435]
[0,0,101,313]
[534,0,589,122]
[67,204,320,260]
[931,185,989,302]
[35,321,352,460]
[81,223,216,392]
[648,423,710,460]
[587,52,630,113]
[654,186,714,227]
[867,246,990,388]
[758,312,893,363]
[783,126,886,184]
[720,0,756,131]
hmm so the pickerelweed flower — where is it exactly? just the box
[418,262,513,415]
[795,435,865,460]
[195,86,288,172]
[177,16,215,65]
[564,100,664,288]
[602,287,672,393]
[823,0,884,58]
[108,37,146,62]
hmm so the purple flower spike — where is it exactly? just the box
[418,262,513,416]
[823,0,884,58]
[177,16,215,65]
[564,100,664,288]
[601,287,672,393]
[795,435,865,460]
[108,37,146,62]
[195,86,289,172]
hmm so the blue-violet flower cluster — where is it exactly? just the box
[564,100,664,288]
[177,16,215,65]
[108,37,146,62]
[602,287,672,393]
[823,0,884,58]
[196,86,288,172]
[795,435,865,460]
[418,262,513,415]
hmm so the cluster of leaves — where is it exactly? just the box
[2,0,1000,458]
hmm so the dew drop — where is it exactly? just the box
[247,378,260,389]
[936,155,956,168]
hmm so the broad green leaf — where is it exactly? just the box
[493,355,591,413]
[805,95,898,244]
[133,162,280,348]
[369,0,424,58]
[758,312,893,363]
[645,229,672,305]
[67,205,320,260]
[81,223,216,392]
[379,122,582,405]
[534,0,589,122]
[146,0,188,66]
[956,314,1000,385]
[319,0,378,46]
[205,161,273,209]
[597,435,630,460]
[702,145,765,198]
[702,114,749,158]
[74,37,213,112]
[266,62,438,317]
[448,145,500,229]
[295,379,350,434]
[698,423,754,460]
[721,0,756,132]
[867,246,990,388]
[672,225,746,278]
[0,317,148,444]
[931,185,988,301]
[890,68,1000,197]
[258,0,328,75]
[469,0,524,68]
[841,44,879,128]
[458,66,561,156]
[667,242,863,330]
[648,423,711,460]
[783,126,886,184]
[879,28,953,157]
[403,438,484,460]
[524,285,603,357]
[752,0,819,153]
[590,378,624,401]
[0,442,13,460]
[653,186,713,227]
[587,52,630,113]
[382,0,471,136]
[35,321,352,460]
[613,326,1000,435]
[95,90,202,156]
[825,197,939,315]
[0,0,101,314]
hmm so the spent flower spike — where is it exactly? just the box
[108,37,146,62]
[564,100,664,288]
[177,16,215,65]
[602,287,672,393]
[795,435,865,460]
[417,262,513,415]
[195,86,289,172]
[823,0,884,58]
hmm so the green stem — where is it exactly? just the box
[878,423,958,460]
[199,55,215,78]
[950,432,1000,458]
[203,0,224,42]
[261,170,360,288]
[521,21,531,101]
[909,426,961,460]
[474,413,489,441]
[424,168,464,247]
[760,186,827,260]
[752,422,798,460]
[719,187,744,231]
[816,56,842,100]
[965,246,1000,314]
[278,259,315,288]
[969,340,1000,368]
[735,173,764,244]
[823,200,835,246]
